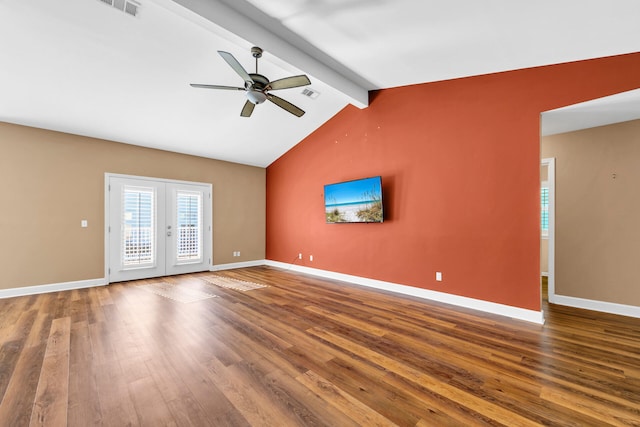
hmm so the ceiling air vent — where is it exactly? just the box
[124,1,140,16]
[301,88,320,99]
[98,0,140,17]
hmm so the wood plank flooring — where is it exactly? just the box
[0,267,639,426]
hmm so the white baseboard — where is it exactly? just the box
[0,278,106,299]
[541,272,549,277]
[211,260,266,271]
[265,260,544,324]
[552,294,640,319]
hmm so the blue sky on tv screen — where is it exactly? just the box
[324,177,381,206]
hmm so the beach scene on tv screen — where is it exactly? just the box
[325,177,383,223]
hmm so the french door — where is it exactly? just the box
[107,175,212,283]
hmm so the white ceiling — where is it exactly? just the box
[2,0,640,167]
[542,89,640,136]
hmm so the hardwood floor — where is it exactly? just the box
[1,267,639,426]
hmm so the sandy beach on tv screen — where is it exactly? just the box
[326,203,369,222]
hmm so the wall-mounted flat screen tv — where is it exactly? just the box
[324,176,383,223]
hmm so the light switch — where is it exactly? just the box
[81,220,88,228]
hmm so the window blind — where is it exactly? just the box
[122,186,155,266]
[541,186,549,236]
[176,191,202,261]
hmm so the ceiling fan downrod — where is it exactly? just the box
[251,46,263,74]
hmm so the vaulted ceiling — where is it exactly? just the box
[2,0,640,166]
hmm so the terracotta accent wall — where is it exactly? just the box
[267,53,640,311]
[0,122,265,290]
[542,119,640,306]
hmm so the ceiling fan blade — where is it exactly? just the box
[218,51,254,86]
[267,94,305,117]
[190,83,244,91]
[268,75,311,91]
[240,100,255,117]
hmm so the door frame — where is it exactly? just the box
[104,173,213,284]
[541,158,556,305]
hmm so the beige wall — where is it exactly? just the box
[541,119,640,306]
[540,238,548,273]
[0,122,265,290]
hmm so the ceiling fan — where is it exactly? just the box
[190,46,311,118]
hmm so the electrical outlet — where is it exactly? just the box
[436,272,443,281]
[298,253,302,260]
[310,255,313,262]
[81,220,88,228]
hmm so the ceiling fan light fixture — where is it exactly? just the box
[247,90,267,105]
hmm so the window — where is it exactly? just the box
[541,185,549,238]
[122,186,155,266]
[176,191,202,261]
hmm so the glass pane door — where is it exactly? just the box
[107,176,211,282]
[166,183,211,276]
[108,177,166,282]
